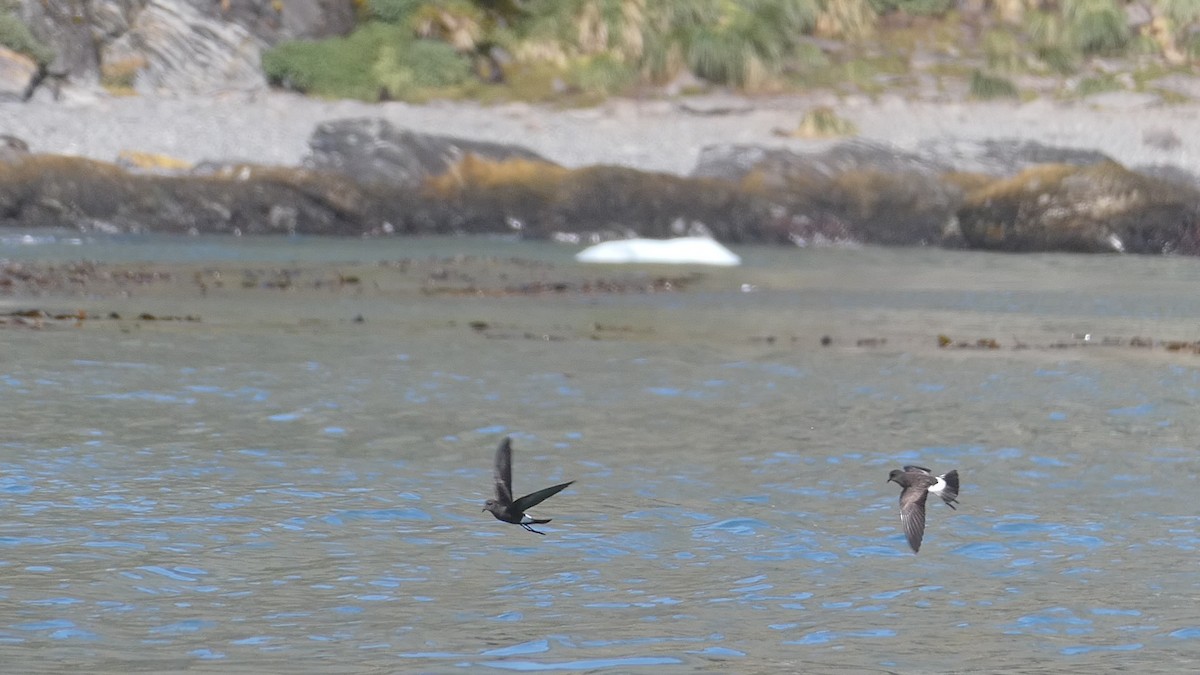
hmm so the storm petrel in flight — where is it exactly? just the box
[887,465,959,553]
[483,437,574,535]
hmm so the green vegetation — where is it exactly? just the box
[0,10,55,66]
[262,22,472,100]
[1074,73,1122,97]
[1064,0,1129,54]
[867,0,954,17]
[968,70,1019,100]
[259,0,1200,103]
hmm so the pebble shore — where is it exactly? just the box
[4,89,1200,177]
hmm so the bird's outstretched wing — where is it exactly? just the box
[903,465,933,475]
[899,487,930,553]
[493,437,514,505]
[511,480,575,515]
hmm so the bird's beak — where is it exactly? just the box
[481,507,487,512]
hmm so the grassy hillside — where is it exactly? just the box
[258,1,1200,103]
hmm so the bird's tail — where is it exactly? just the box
[526,517,552,525]
[937,470,960,509]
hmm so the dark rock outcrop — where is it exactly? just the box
[694,141,962,246]
[0,134,809,243]
[1,123,1198,257]
[15,0,355,97]
[0,155,371,235]
[304,117,555,189]
[0,135,31,163]
[410,156,796,243]
[693,140,951,182]
[200,0,356,44]
[16,0,93,86]
[915,137,1115,176]
[101,0,267,95]
[957,161,1200,254]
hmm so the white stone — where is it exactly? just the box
[575,237,741,266]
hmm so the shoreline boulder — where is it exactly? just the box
[957,161,1200,254]
[0,154,371,235]
[695,141,962,247]
[305,117,554,190]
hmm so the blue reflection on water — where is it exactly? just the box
[2,264,1197,673]
[477,656,683,670]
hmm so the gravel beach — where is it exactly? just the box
[5,90,1200,177]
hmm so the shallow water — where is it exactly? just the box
[2,234,1200,672]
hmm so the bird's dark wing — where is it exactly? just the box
[899,487,930,553]
[511,480,574,515]
[903,465,933,475]
[493,437,514,505]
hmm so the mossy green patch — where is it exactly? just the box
[262,22,473,101]
[968,70,1019,99]
[1074,73,1121,97]
[0,10,54,66]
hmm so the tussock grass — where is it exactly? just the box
[815,0,875,38]
[1074,73,1122,97]
[258,0,1200,102]
[969,70,1019,99]
[983,28,1024,72]
[262,22,472,101]
[867,0,955,17]
[1064,0,1129,54]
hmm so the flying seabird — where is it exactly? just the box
[887,465,959,553]
[483,437,574,535]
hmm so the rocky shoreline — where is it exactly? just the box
[7,90,1200,177]
[3,91,1200,254]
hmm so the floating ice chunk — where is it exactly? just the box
[575,236,741,266]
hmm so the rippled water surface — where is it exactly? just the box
[2,234,1200,672]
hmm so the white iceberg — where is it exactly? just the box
[575,237,741,266]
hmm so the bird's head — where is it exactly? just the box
[482,498,499,513]
[887,469,904,484]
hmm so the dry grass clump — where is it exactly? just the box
[423,154,569,202]
[116,151,192,173]
[100,56,148,96]
[781,106,859,138]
